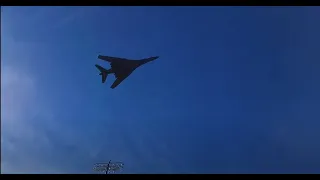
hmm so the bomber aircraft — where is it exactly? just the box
[95,55,159,89]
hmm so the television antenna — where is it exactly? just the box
[93,160,124,174]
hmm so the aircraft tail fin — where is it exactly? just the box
[100,72,108,83]
[95,64,109,83]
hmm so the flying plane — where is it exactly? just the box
[95,55,159,89]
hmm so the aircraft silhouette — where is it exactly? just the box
[95,55,159,89]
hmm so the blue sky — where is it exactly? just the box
[1,6,320,174]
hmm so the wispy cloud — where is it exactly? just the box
[0,9,104,173]
[1,65,62,173]
[0,64,102,174]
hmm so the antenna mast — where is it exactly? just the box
[93,160,124,174]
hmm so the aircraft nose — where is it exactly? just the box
[151,56,159,61]
[141,56,159,64]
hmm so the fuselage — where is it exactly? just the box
[110,56,158,77]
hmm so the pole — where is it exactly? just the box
[105,160,111,174]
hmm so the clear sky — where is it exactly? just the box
[1,6,320,174]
